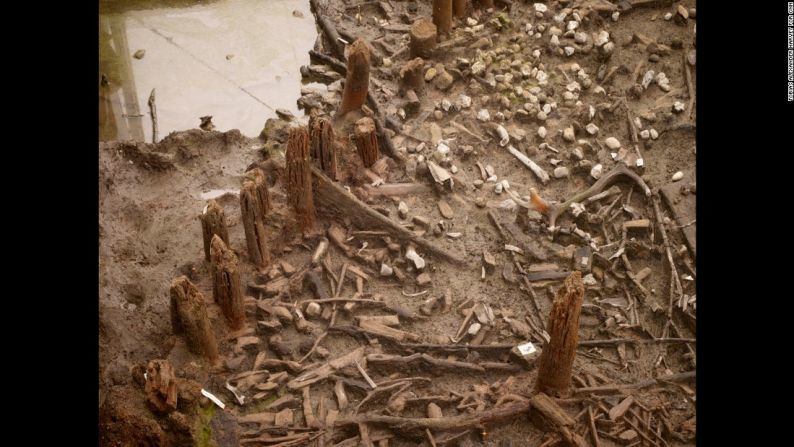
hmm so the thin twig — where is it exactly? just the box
[147,88,158,144]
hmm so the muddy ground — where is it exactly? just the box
[99,1,696,446]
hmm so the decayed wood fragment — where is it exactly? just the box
[286,126,316,232]
[199,200,229,262]
[310,115,338,180]
[410,18,437,58]
[240,179,271,268]
[338,39,371,116]
[170,276,219,362]
[210,235,245,329]
[354,117,380,168]
[145,359,178,413]
[432,0,453,36]
[535,271,585,397]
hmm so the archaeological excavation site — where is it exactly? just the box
[99,0,697,445]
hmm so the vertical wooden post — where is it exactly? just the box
[535,271,585,397]
[286,126,316,232]
[338,38,371,117]
[400,58,426,94]
[453,0,469,18]
[310,116,338,180]
[170,276,219,362]
[210,235,245,330]
[354,117,380,168]
[200,200,229,262]
[240,179,271,268]
[244,167,271,217]
[410,18,437,59]
[433,0,453,36]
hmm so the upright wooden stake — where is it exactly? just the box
[453,0,469,18]
[286,126,316,232]
[432,0,453,36]
[409,18,437,58]
[240,179,271,268]
[200,200,229,262]
[210,235,245,330]
[310,116,338,180]
[244,167,271,217]
[170,276,219,362]
[400,58,426,94]
[535,271,585,397]
[354,117,380,168]
[338,38,371,117]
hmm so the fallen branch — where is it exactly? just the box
[547,164,651,229]
[573,371,695,395]
[311,165,466,266]
[506,145,549,184]
[335,401,531,433]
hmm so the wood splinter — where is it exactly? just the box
[170,276,219,363]
[535,271,585,398]
[286,126,316,232]
[199,199,229,262]
[338,38,371,117]
[210,235,245,330]
[354,117,380,168]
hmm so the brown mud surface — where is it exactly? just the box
[99,1,696,446]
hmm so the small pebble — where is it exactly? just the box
[553,166,570,178]
[590,164,603,179]
[611,11,620,21]
[563,126,575,142]
[475,197,487,208]
[663,12,672,21]
[398,201,409,219]
[292,10,304,18]
[672,171,684,182]
[564,46,575,56]
[425,67,437,81]
[650,128,659,139]
[473,179,483,188]
[585,123,599,135]
[538,126,547,138]
[673,101,685,113]
[133,49,146,59]
[434,110,444,119]
[605,137,621,149]
[640,129,650,140]
[477,109,491,122]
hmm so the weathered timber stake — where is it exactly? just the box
[338,39,371,117]
[535,271,585,397]
[453,0,468,18]
[309,116,338,180]
[286,126,316,232]
[432,0,453,36]
[243,168,271,217]
[240,180,271,268]
[210,235,245,329]
[354,117,380,167]
[170,276,219,362]
[410,19,437,58]
[400,58,426,94]
[200,199,229,262]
